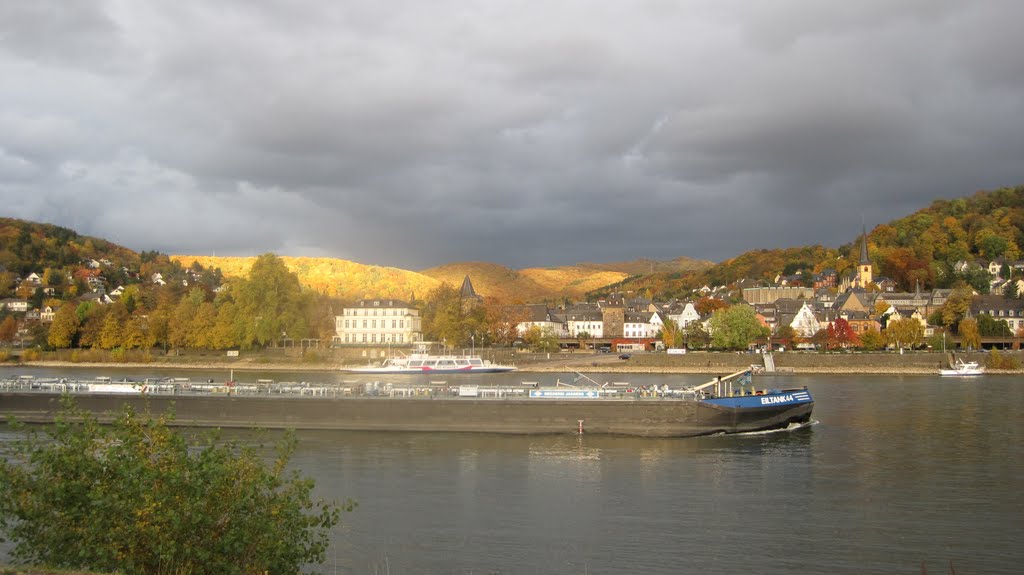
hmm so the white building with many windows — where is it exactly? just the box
[335,299,422,345]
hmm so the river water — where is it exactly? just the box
[1,368,1021,574]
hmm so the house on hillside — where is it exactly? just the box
[0,298,29,313]
[667,301,702,328]
[40,306,57,322]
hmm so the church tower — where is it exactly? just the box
[459,275,483,312]
[857,224,873,288]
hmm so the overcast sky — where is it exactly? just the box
[2,1,1023,270]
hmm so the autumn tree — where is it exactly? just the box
[773,325,798,348]
[694,297,729,316]
[658,317,682,349]
[76,303,105,348]
[98,303,129,349]
[47,304,79,348]
[169,288,205,350]
[122,315,146,349]
[809,328,830,351]
[484,302,530,346]
[958,317,981,350]
[858,329,886,351]
[940,283,975,328]
[0,315,18,344]
[829,317,859,348]
[420,282,467,346]
[883,317,924,351]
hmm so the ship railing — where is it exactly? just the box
[683,369,756,398]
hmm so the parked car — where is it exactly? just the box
[618,353,631,360]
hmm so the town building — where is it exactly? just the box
[335,299,422,345]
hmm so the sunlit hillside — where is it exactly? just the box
[171,255,440,301]
[172,255,634,303]
[419,262,630,302]
[574,256,715,276]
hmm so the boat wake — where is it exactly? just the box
[732,419,819,437]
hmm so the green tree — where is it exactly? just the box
[0,399,351,575]
[234,254,309,348]
[47,304,79,348]
[682,321,710,349]
[522,325,560,352]
[708,305,765,350]
[976,314,1011,337]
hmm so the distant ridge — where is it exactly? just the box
[171,256,640,302]
[419,262,632,302]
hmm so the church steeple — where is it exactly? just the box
[857,224,873,288]
[459,275,479,299]
[459,275,482,312]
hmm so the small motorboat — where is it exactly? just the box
[939,358,985,376]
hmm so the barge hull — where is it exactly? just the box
[0,393,813,438]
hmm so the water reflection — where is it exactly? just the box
[2,371,1023,574]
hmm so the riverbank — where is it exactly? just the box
[9,349,1022,375]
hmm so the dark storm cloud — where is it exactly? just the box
[2,0,1023,270]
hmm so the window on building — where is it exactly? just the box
[362,320,367,328]
[361,334,367,343]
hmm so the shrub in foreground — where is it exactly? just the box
[0,398,351,575]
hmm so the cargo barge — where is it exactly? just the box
[0,371,813,438]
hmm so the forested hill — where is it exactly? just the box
[0,218,141,275]
[593,185,1024,299]
[5,185,1022,304]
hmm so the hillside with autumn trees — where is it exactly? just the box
[595,185,1024,299]
[172,257,647,303]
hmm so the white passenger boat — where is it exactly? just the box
[343,343,517,374]
[939,358,985,376]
